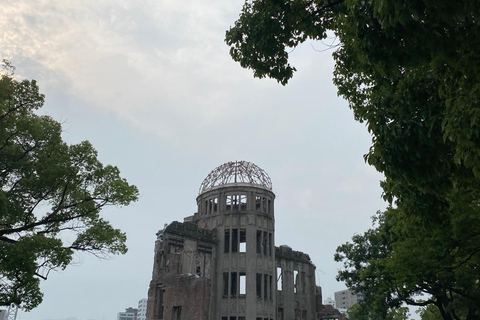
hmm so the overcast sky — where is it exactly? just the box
[1,1,386,319]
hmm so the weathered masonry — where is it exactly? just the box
[146,161,344,320]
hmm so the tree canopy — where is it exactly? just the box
[346,302,410,320]
[226,1,480,319]
[416,305,446,320]
[0,62,139,310]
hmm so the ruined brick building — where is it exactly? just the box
[146,161,346,320]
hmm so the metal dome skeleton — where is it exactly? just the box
[199,161,272,194]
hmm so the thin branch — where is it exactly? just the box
[315,0,346,16]
[445,245,480,271]
[0,101,31,121]
[404,298,436,307]
[0,236,17,243]
[0,197,108,236]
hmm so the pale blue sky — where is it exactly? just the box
[1,1,386,319]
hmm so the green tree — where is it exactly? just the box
[226,1,480,319]
[417,305,443,320]
[335,208,480,319]
[0,62,139,310]
[416,304,468,320]
[347,302,410,320]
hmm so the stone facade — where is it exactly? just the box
[146,161,343,320]
[275,246,318,320]
[146,222,216,320]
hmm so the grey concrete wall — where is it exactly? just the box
[276,246,317,320]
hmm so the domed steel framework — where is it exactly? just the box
[199,160,272,194]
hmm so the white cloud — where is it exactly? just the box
[1,0,256,142]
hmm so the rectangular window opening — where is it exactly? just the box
[172,306,181,320]
[155,287,164,319]
[269,275,273,300]
[213,197,218,212]
[239,229,246,253]
[208,199,213,214]
[223,272,229,298]
[240,194,247,210]
[196,263,201,276]
[232,195,239,210]
[231,272,238,298]
[240,273,246,295]
[224,229,230,253]
[256,230,262,254]
[294,270,299,294]
[256,273,262,299]
[277,267,282,291]
[264,274,268,299]
[255,196,261,211]
[226,195,233,211]
[269,233,272,256]
[263,231,268,255]
[232,229,238,253]
[262,197,267,212]
[301,271,306,294]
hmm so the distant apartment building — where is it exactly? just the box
[323,296,335,308]
[118,307,138,320]
[334,289,364,309]
[137,299,147,320]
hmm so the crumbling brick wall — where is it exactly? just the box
[146,222,216,320]
[162,275,211,320]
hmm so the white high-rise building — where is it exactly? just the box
[137,298,147,320]
[334,289,364,309]
[117,307,137,320]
